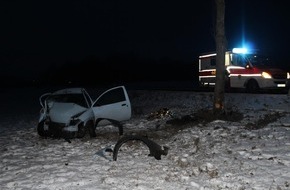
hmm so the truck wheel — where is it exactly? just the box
[37,120,50,137]
[246,80,259,93]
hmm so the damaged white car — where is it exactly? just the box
[37,86,131,139]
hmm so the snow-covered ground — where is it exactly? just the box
[1,87,290,190]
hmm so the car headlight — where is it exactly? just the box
[69,118,81,126]
[69,111,86,126]
[262,72,272,79]
[287,72,290,79]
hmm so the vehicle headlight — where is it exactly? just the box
[69,118,81,126]
[262,72,272,79]
[287,72,290,79]
[69,111,86,126]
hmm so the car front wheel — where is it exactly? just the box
[37,120,51,137]
[76,122,88,138]
[86,121,96,138]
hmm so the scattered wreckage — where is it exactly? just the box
[94,135,169,161]
[112,135,169,161]
[94,108,172,161]
[37,86,131,139]
[147,107,173,120]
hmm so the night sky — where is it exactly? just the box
[1,0,289,86]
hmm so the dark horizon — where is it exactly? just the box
[1,0,290,87]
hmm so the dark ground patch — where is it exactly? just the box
[88,108,286,142]
[130,108,245,139]
[245,112,285,130]
[166,108,244,127]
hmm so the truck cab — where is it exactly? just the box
[198,48,290,93]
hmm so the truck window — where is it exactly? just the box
[247,54,271,67]
[231,54,247,67]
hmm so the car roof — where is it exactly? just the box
[52,88,85,95]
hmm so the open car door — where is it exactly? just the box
[91,86,131,122]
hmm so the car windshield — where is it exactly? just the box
[246,54,272,68]
[47,94,88,107]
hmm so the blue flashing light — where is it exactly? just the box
[232,48,247,54]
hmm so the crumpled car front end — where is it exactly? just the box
[38,102,88,138]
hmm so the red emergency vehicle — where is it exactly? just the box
[198,48,290,92]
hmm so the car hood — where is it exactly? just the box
[257,66,281,72]
[48,102,87,124]
[260,68,287,79]
[255,65,284,72]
